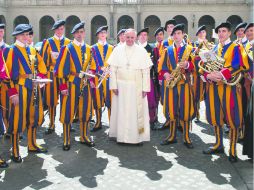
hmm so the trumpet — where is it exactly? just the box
[198,51,242,86]
[96,66,110,88]
[166,48,191,88]
[79,51,94,97]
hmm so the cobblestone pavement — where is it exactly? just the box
[0,102,253,190]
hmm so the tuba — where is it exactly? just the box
[166,48,191,88]
[198,44,242,86]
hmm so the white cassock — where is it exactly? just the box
[107,43,153,143]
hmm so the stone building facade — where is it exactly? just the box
[0,0,253,44]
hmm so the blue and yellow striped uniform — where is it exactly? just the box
[5,43,47,157]
[40,36,70,129]
[159,43,195,143]
[200,41,248,156]
[55,41,93,145]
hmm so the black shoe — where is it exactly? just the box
[4,134,11,139]
[45,128,55,135]
[11,155,22,163]
[160,139,177,146]
[224,125,230,134]
[203,147,224,155]
[73,118,79,123]
[91,125,102,132]
[70,127,76,132]
[184,142,194,149]
[0,159,8,168]
[194,118,200,123]
[90,119,95,123]
[80,140,95,147]
[43,105,48,111]
[150,122,156,130]
[28,147,48,153]
[228,155,238,163]
[19,134,23,140]
[177,125,183,133]
[157,123,170,130]
[63,145,71,151]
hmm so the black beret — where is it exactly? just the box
[137,27,149,36]
[71,22,85,34]
[215,22,232,34]
[234,22,247,34]
[0,23,5,29]
[96,25,108,35]
[154,26,164,36]
[12,24,31,36]
[196,25,206,36]
[244,23,254,33]
[51,20,66,30]
[27,24,33,35]
[172,23,185,35]
[164,19,177,31]
[117,28,126,37]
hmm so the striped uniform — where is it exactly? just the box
[200,41,248,157]
[40,36,70,130]
[4,43,47,158]
[55,41,93,146]
[191,41,206,120]
[0,45,9,167]
[159,43,195,143]
[0,43,9,130]
[90,42,113,129]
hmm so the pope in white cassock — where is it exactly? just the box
[107,28,153,144]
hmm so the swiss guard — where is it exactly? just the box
[89,25,113,132]
[4,24,48,163]
[40,20,71,134]
[54,22,95,150]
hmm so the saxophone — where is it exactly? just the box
[166,48,191,88]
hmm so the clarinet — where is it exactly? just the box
[79,50,92,97]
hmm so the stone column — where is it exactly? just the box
[136,5,141,31]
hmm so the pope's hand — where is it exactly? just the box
[142,92,147,98]
[10,95,19,106]
[112,89,118,95]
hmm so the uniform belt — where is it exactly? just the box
[19,74,33,79]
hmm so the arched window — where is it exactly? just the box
[227,15,243,40]
[144,15,161,43]
[198,15,215,41]
[14,15,29,28]
[39,15,55,41]
[91,15,107,44]
[65,15,81,39]
[117,15,134,32]
[173,15,188,33]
